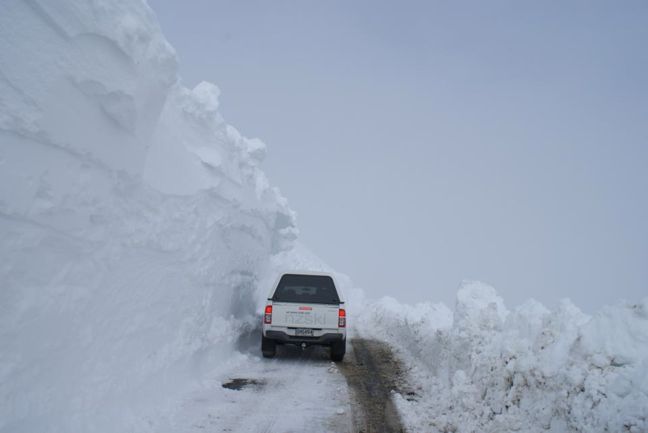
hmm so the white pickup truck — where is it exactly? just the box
[261,272,346,361]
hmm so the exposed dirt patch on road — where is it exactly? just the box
[339,338,407,433]
[221,378,266,391]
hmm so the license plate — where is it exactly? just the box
[294,328,314,336]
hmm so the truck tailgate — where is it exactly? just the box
[271,302,339,329]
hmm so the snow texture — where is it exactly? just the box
[2,1,646,432]
[358,281,648,433]
[163,351,353,433]
[0,1,300,431]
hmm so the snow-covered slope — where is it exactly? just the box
[0,1,299,432]
[358,282,648,433]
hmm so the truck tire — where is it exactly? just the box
[330,340,346,362]
[261,336,276,358]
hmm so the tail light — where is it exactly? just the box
[264,305,272,324]
[338,308,346,328]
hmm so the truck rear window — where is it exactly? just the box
[272,274,340,304]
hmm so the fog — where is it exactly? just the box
[150,0,647,311]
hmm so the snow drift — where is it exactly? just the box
[358,281,648,433]
[0,1,299,431]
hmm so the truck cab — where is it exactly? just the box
[261,272,346,361]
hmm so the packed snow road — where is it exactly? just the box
[164,335,406,433]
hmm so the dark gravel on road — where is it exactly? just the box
[339,338,407,433]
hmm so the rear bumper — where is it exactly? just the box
[265,330,344,346]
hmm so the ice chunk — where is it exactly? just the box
[454,280,508,332]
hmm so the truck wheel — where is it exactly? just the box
[330,340,346,362]
[261,336,276,358]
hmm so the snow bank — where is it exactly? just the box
[358,281,648,433]
[0,1,298,432]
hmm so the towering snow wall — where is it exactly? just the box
[0,1,297,431]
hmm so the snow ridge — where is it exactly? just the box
[359,281,648,433]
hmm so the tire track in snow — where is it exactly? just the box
[340,339,406,433]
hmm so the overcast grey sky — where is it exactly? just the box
[149,0,647,311]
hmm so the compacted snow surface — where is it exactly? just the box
[166,347,352,433]
[2,1,647,433]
